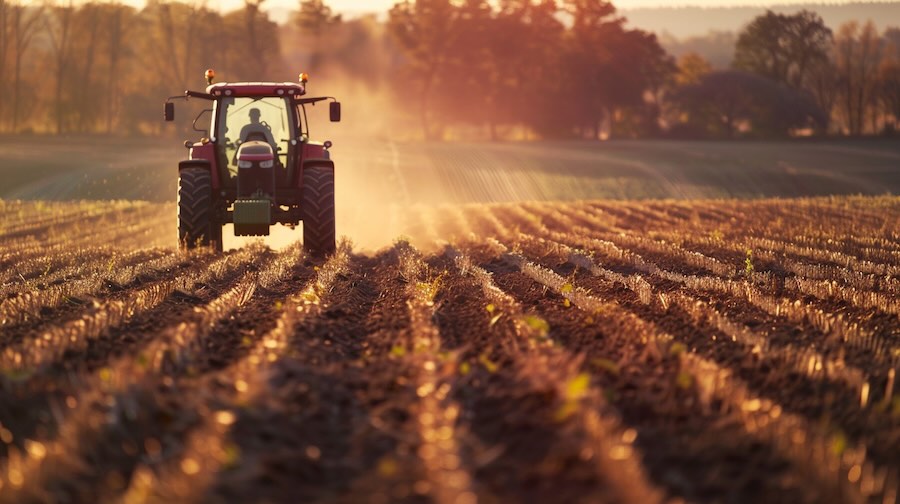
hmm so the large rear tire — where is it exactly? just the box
[301,166,336,256]
[178,167,221,252]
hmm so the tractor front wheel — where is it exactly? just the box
[178,167,221,252]
[301,166,336,256]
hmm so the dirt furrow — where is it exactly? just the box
[0,211,172,271]
[480,239,889,503]
[0,248,181,328]
[0,248,259,468]
[0,247,256,373]
[0,244,299,503]
[206,246,414,503]
[550,226,900,371]
[506,236,900,501]
[0,203,141,243]
[442,245,663,504]
[114,243,329,503]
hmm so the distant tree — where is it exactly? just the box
[73,3,104,132]
[676,52,712,86]
[294,0,341,73]
[878,29,900,132]
[493,0,567,139]
[560,0,673,138]
[45,1,76,134]
[804,51,838,133]
[673,70,826,138]
[10,2,42,132]
[879,61,900,131]
[101,3,136,133]
[884,27,900,53]
[388,0,461,140]
[0,0,8,129]
[834,21,884,135]
[225,1,281,79]
[734,10,832,90]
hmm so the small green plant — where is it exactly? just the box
[478,353,499,373]
[415,272,445,305]
[743,249,754,278]
[521,315,550,338]
[675,371,693,390]
[554,372,591,422]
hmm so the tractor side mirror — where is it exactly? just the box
[330,101,341,123]
[164,102,175,122]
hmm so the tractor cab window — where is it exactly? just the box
[217,96,293,179]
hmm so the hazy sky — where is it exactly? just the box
[110,0,895,15]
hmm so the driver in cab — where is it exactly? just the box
[239,108,277,150]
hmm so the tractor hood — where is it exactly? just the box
[237,141,274,162]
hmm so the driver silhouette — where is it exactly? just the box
[239,108,277,149]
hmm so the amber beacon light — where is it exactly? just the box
[205,69,216,85]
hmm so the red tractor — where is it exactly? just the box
[164,70,340,256]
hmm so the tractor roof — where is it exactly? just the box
[206,82,307,98]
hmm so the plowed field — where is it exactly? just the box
[1,196,899,504]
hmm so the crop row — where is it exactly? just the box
[0,242,307,502]
[453,243,665,503]
[0,247,256,374]
[485,237,897,502]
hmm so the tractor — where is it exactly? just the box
[164,70,340,256]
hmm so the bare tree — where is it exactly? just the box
[10,2,42,132]
[0,0,9,130]
[103,3,134,133]
[45,0,76,134]
[74,3,101,131]
[834,21,884,135]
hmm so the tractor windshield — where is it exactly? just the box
[217,96,293,179]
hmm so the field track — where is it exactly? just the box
[0,196,899,503]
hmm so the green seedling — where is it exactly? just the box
[555,372,592,422]
[830,431,847,457]
[669,342,687,356]
[743,249,754,278]
[478,353,499,373]
[416,272,445,304]
[521,315,550,338]
[675,371,693,389]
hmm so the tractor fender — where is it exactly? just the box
[298,158,334,189]
[178,159,220,191]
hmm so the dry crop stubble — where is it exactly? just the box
[0,197,897,504]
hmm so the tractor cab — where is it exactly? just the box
[208,83,304,188]
[164,70,341,256]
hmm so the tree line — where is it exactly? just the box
[0,0,896,139]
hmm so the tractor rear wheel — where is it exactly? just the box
[301,166,336,256]
[178,167,221,252]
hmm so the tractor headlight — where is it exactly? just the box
[259,160,274,169]
[237,160,252,169]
